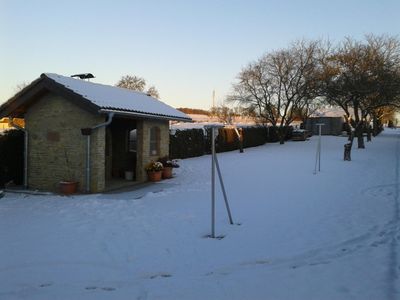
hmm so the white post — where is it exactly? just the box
[211,127,216,238]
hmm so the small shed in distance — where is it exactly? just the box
[305,116,345,136]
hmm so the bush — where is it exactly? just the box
[0,130,24,187]
[267,126,293,142]
[169,129,205,159]
[242,126,268,147]
[204,128,239,154]
[170,126,269,159]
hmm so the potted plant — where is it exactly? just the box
[59,149,79,195]
[158,156,179,179]
[145,161,163,182]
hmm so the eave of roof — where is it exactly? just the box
[99,108,192,122]
[0,74,192,122]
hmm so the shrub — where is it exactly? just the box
[204,128,239,153]
[267,126,293,142]
[170,126,269,159]
[242,126,268,147]
[169,129,205,159]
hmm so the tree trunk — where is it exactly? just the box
[366,124,372,142]
[356,125,365,149]
[372,116,378,136]
[349,131,355,146]
[348,130,353,142]
[276,126,286,144]
[372,117,383,136]
[344,143,352,161]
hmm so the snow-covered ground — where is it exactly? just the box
[1,130,399,300]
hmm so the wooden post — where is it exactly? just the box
[344,143,352,161]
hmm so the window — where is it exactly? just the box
[149,126,160,156]
[128,129,137,152]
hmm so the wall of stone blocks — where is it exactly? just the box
[136,119,170,182]
[25,93,106,193]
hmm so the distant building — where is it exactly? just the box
[305,117,345,135]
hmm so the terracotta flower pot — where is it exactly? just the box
[59,181,78,195]
[162,167,173,179]
[147,171,162,182]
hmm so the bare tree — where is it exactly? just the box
[229,40,321,143]
[116,75,146,91]
[292,97,326,127]
[14,82,30,93]
[319,35,400,148]
[210,105,236,124]
[116,75,160,98]
[146,86,160,99]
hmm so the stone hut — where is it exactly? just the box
[0,73,191,193]
[305,116,345,136]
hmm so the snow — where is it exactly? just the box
[43,73,191,121]
[1,130,400,299]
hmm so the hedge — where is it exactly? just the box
[266,126,293,143]
[170,126,270,159]
[169,128,205,159]
[242,127,268,148]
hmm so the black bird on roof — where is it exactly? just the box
[71,73,95,79]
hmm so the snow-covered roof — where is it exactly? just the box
[312,107,346,118]
[44,73,191,121]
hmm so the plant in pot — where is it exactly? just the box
[145,161,163,182]
[59,149,79,195]
[158,156,179,179]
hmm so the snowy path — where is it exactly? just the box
[0,130,399,299]
[387,134,400,299]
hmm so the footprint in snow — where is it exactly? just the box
[149,273,172,279]
[308,261,330,266]
[39,283,52,288]
[85,286,116,291]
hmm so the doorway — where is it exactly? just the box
[105,117,137,189]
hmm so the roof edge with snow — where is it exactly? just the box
[0,73,192,122]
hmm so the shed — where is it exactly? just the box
[0,73,192,193]
[305,117,345,136]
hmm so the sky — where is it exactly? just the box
[1,0,400,110]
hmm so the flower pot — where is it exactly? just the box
[59,181,78,195]
[147,171,162,182]
[125,171,134,181]
[162,167,173,179]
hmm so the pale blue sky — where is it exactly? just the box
[1,0,399,109]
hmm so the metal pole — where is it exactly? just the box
[314,140,319,175]
[314,123,324,174]
[211,128,216,238]
[214,154,234,224]
[318,125,322,172]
